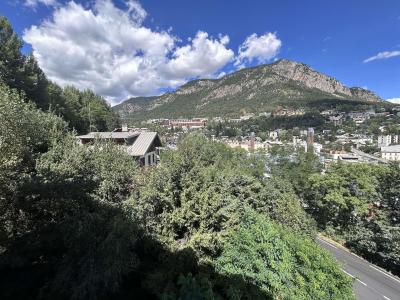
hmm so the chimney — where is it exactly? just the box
[121,123,128,132]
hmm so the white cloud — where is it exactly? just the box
[24,0,58,8]
[23,0,234,103]
[163,31,233,79]
[387,98,400,104]
[126,0,147,24]
[323,36,331,42]
[235,32,282,66]
[363,51,400,63]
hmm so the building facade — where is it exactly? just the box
[381,145,400,161]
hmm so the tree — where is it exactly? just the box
[215,210,355,300]
[130,135,352,299]
[0,16,24,90]
[305,163,383,229]
[21,53,50,110]
[379,163,400,225]
[0,82,139,299]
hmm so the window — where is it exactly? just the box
[147,154,151,165]
[152,153,155,163]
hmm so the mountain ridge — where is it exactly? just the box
[114,59,382,121]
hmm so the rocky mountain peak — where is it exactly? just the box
[114,59,383,121]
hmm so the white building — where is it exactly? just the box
[269,130,279,140]
[381,145,400,161]
[328,115,343,126]
[378,135,392,147]
[393,135,399,144]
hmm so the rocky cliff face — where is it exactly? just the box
[268,60,381,101]
[349,87,381,102]
[114,59,382,121]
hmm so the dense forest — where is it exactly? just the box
[0,16,359,299]
[206,112,327,139]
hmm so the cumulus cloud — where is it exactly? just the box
[387,98,400,104]
[363,50,400,63]
[23,0,234,103]
[24,0,58,8]
[235,32,281,67]
[163,32,233,79]
[125,0,147,24]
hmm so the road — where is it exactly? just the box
[351,148,389,164]
[316,237,400,300]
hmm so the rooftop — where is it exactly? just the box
[77,131,162,157]
[78,132,139,139]
[126,132,161,156]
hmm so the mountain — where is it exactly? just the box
[113,59,382,122]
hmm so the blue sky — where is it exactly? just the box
[1,0,400,104]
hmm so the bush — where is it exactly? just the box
[215,210,355,300]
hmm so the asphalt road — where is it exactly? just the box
[316,237,400,300]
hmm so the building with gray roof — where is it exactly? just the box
[77,130,162,166]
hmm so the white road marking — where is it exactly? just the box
[343,270,355,278]
[382,295,391,300]
[317,238,338,249]
[369,265,400,284]
[357,279,368,286]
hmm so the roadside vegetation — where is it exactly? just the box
[272,151,400,276]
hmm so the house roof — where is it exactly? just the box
[78,132,139,139]
[126,132,162,156]
[78,131,162,157]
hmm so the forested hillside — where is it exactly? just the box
[0,16,359,299]
[114,60,383,122]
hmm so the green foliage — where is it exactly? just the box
[303,162,400,275]
[246,112,325,131]
[161,274,216,300]
[61,86,119,133]
[215,210,355,300]
[0,83,66,196]
[271,149,322,199]
[305,163,383,229]
[379,163,400,225]
[131,135,312,252]
[1,137,140,299]
[0,121,356,299]
[344,218,400,274]
[130,135,353,299]
[0,86,139,299]
[0,16,24,91]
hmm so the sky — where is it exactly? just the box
[1,0,400,105]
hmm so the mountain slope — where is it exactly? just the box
[114,59,382,121]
